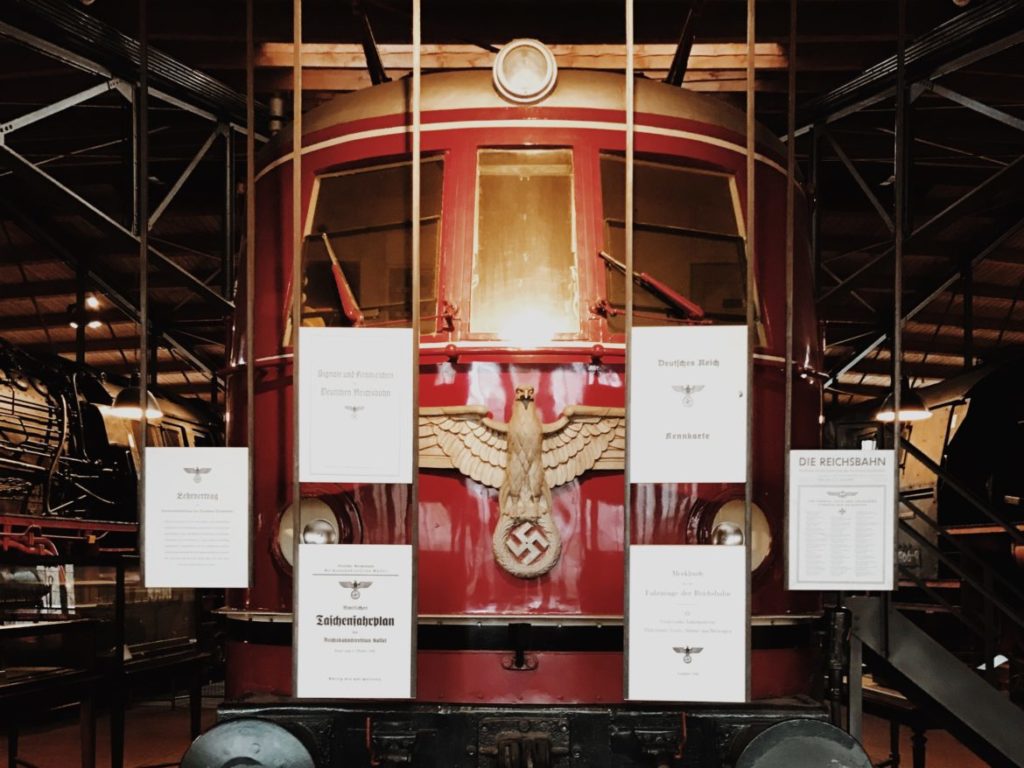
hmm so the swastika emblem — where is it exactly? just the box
[505,521,550,565]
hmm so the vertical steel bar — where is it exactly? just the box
[410,0,422,698]
[138,0,149,587]
[963,260,973,370]
[784,0,796,615]
[224,128,236,297]
[889,0,909,660]
[245,0,256,591]
[849,634,863,739]
[75,262,86,365]
[810,125,821,296]
[290,0,303,693]
[622,0,634,699]
[744,0,756,703]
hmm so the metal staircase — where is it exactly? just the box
[846,434,1024,767]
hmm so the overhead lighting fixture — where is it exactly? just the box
[493,39,558,104]
[109,382,164,421]
[67,296,103,329]
[875,377,932,422]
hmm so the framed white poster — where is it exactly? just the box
[788,450,896,591]
[143,446,249,588]
[627,545,747,702]
[298,326,413,484]
[295,543,413,699]
[628,325,748,483]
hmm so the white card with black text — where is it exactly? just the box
[627,545,747,702]
[788,450,896,591]
[298,327,413,484]
[143,446,249,588]
[629,326,748,483]
[295,544,413,699]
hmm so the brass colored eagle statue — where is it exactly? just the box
[419,386,626,578]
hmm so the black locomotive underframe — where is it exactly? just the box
[219,698,828,768]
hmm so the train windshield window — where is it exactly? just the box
[471,149,579,339]
[296,157,443,335]
[600,155,748,332]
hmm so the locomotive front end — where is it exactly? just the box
[208,42,862,768]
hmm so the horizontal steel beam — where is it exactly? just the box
[0,307,223,333]
[823,354,966,380]
[0,0,267,132]
[0,79,122,136]
[825,215,1024,386]
[924,81,1024,134]
[13,335,223,356]
[2,204,222,378]
[791,1,1024,137]
[818,153,1024,304]
[0,144,233,312]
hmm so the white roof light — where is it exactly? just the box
[493,39,558,104]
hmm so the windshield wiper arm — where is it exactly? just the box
[320,232,365,326]
[598,250,705,320]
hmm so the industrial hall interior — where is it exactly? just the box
[1,0,1023,766]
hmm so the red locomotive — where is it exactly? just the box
[197,40,872,768]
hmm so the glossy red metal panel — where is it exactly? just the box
[226,85,824,704]
[227,643,816,704]
[226,640,292,698]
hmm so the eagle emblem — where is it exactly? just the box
[183,466,212,484]
[344,405,365,419]
[339,580,373,600]
[673,646,703,664]
[419,386,625,578]
[671,384,705,407]
[826,490,857,499]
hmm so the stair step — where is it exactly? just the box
[944,523,1024,536]
[893,601,959,613]
[898,578,961,590]
[850,595,1024,767]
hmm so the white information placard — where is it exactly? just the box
[295,543,413,699]
[788,450,896,591]
[629,326,748,483]
[143,446,249,588]
[299,327,413,483]
[627,545,747,702]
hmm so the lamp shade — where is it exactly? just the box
[109,385,164,421]
[875,378,931,422]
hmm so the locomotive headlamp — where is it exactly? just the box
[493,39,558,104]
[277,498,340,568]
[709,499,772,572]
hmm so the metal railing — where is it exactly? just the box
[895,434,1024,686]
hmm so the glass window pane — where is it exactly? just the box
[600,155,747,333]
[601,155,740,236]
[298,158,442,335]
[471,149,579,339]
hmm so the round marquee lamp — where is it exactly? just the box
[276,497,342,568]
[708,499,770,573]
[109,384,164,421]
[493,39,558,104]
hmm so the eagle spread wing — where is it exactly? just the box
[540,406,626,488]
[420,404,626,491]
[419,406,509,489]
[339,581,355,589]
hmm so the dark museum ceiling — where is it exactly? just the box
[0,0,1022,409]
